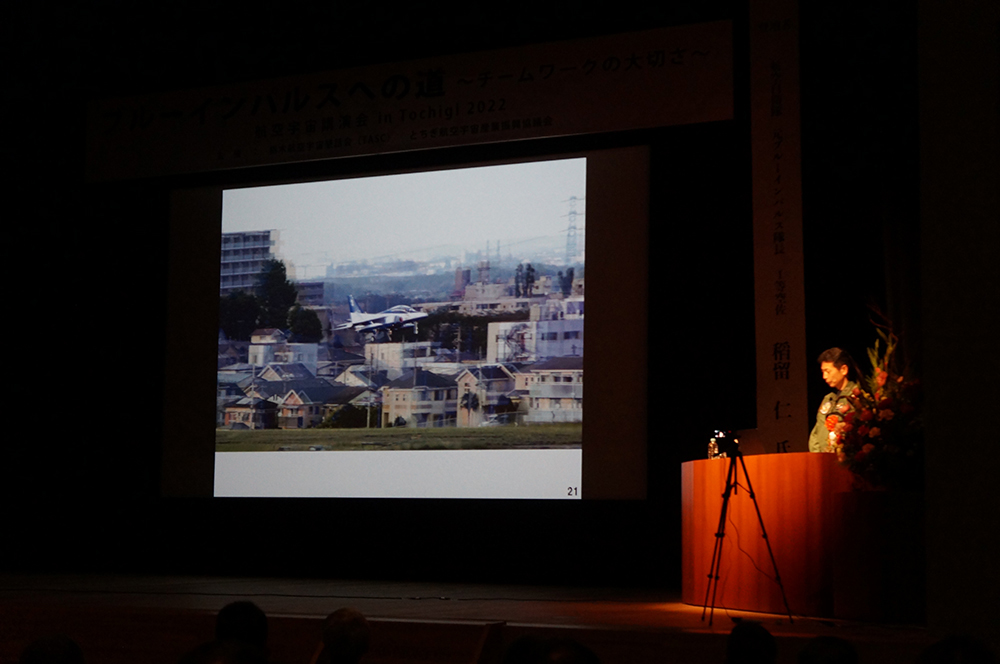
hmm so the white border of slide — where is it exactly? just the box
[214,449,582,499]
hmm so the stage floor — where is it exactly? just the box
[0,574,934,664]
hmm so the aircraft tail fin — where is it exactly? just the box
[348,295,364,322]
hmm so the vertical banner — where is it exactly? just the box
[750,0,808,453]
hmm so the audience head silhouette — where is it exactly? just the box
[918,635,998,664]
[316,608,371,664]
[215,601,268,649]
[178,641,268,664]
[797,636,859,664]
[19,635,85,664]
[725,622,777,664]
[502,635,601,664]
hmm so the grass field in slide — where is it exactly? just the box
[216,423,583,452]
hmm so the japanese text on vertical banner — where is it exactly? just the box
[751,3,806,453]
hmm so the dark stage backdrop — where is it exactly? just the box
[11,119,753,586]
[9,0,926,592]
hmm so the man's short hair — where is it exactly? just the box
[816,348,859,381]
[817,347,850,367]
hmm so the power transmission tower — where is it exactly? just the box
[563,196,584,265]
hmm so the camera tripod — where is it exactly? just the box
[701,447,794,626]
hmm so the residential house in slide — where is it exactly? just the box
[217,370,253,428]
[525,357,584,424]
[381,368,458,428]
[278,384,369,429]
[223,396,277,430]
[455,364,518,427]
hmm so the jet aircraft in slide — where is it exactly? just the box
[335,295,428,341]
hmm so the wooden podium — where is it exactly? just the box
[682,452,852,618]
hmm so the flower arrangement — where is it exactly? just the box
[824,321,923,491]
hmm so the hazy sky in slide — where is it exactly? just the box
[222,158,586,275]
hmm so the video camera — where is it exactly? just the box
[707,429,741,459]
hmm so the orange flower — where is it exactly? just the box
[825,415,840,431]
[868,427,882,438]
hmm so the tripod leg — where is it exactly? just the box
[701,460,731,619]
[701,501,727,622]
[702,456,738,625]
[737,454,794,624]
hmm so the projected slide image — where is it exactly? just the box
[214,158,586,498]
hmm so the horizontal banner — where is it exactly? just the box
[86,21,732,180]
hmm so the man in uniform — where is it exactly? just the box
[808,348,860,453]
